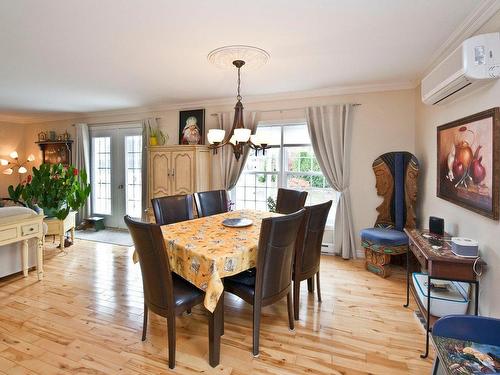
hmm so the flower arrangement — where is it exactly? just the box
[8,163,91,220]
[149,124,168,146]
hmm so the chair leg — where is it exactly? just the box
[142,303,148,341]
[316,271,322,303]
[293,281,300,320]
[287,292,294,331]
[167,315,176,369]
[431,356,440,375]
[252,304,261,357]
[307,277,314,292]
[186,308,192,315]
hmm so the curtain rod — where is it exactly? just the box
[72,117,162,126]
[209,104,361,116]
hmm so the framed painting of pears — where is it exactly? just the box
[437,107,499,220]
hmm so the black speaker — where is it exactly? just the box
[429,216,444,236]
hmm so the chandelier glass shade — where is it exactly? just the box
[206,46,270,161]
[1,152,35,175]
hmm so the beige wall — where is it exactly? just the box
[10,88,416,254]
[0,122,27,195]
[414,11,500,317]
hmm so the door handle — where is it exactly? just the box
[171,168,175,177]
[118,184,124,189]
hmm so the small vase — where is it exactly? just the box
[150,136,158,146]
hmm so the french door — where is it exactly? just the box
[90,125,143,229]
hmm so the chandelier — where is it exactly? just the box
[206,45,271,161]
[1,151,35,175]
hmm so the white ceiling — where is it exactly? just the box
[0,0,482,114]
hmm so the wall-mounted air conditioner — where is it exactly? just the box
[421,32,500,105]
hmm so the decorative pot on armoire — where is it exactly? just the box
[146,145,211,222]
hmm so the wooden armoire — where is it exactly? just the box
[146,145,211,222]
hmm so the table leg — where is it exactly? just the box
[209,295,222,367]
[404,246,410,308]
[474,282,479,316]
[71,227,75,243]
[60,234,65,252]
[21,240,29,277]
[432,357,440,375]
[421,275,431,359]
[37,238,44,281]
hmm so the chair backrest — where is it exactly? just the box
[372,152,419,231]
[124,215,173,314]
[275,188,308,214]
[193,190,229,217]
[294,201,332,276]
[151,194,194,225]
[255,209,305,302]
[433,315,500,346]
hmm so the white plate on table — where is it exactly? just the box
[222,218,253,228]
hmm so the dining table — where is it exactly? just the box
[132,209,281,367]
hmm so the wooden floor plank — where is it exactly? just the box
[0,239,433,374]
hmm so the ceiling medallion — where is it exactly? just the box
[207,46,270,161]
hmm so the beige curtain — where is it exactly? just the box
[306,105,356,259]
[216,111,258,190]
[74,123,90,225]
[141,118,157,221]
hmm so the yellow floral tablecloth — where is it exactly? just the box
[132,209,280,312]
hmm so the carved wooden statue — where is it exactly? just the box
[360,152,419,277]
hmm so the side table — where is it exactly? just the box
[44,211,76,251]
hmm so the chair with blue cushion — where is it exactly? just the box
[431,315,500,374]
[360,152,419,277]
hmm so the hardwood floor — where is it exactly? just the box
[0,240,433,374]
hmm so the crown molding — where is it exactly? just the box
[421,0,500,78]
[0,80,416,125]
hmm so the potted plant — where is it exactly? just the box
[149,124,168,146]
[8,163,91,220]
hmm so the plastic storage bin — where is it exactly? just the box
[412,272,470,317]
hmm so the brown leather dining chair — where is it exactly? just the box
[275,188,308,214]
[292,200,332,320]
[224,209,306,356]
[151,194,194,225]
[125,215,219,369]
[193,190,229,217]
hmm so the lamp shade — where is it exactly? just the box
[229,134,237,145]
[18,166,27,174]
[0,159,8,166]
[207,129,225,144]
[9,151,18,159]
[27,154,35,162]
[250,134,261,146]
[234,128,251,143]
[2,168,13,175]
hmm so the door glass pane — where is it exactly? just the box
[125,135,142,218]
[92,137,112,215]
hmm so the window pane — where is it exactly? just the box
[283,124,310,144]
[285,146,315,173]
[92,137,112,215]
[255,126,281,146]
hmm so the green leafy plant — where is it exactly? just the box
[8,163,91,220]
[149,124,168,145]
[267,196,276,213]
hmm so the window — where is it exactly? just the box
[125,135,142,218]
[92,137,112,215]
[232,122,339,227]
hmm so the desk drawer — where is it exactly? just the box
[409,242,426,266]
[0,227,18,242]
[21,223,40,236]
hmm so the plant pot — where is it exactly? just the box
[149,136,158,146]
[41,206,59,218]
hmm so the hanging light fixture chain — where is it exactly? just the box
[237,66,242,101]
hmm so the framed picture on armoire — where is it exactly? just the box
[179,109,205,145]
[437,107,499,220]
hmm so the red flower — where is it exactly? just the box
[27,175,32,183]
[73,168,79,176]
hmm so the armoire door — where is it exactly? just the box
[149,151,171,199]
[171,150,194,195]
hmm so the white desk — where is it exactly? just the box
[0,209,44,280]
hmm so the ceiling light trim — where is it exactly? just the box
[207,45,270,70]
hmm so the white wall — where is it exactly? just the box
[0,122,26,195]
[414,12,500,317]
[10,88,416,255]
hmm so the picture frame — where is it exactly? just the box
[179,109,205,145]
[437,107,499,220]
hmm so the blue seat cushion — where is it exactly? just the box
[360,228,408,246]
